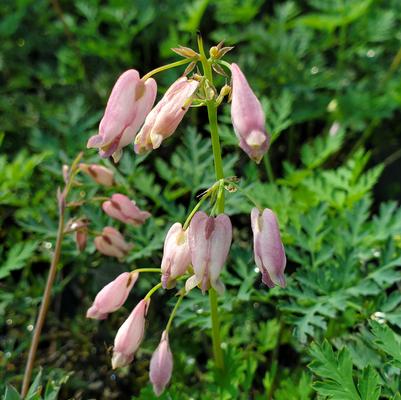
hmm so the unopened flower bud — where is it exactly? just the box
[204,81,216,101]
[209,46,220,58]
[79,163,115,187]
[161,223,191,289]
[75,227,88,252]
[134,77,199,153]
[62,165,69,183]
[185,211,232,294]
[230,63,269,163]
[112,299,149,369]
[86,272,138,320]
[220,85,231,97]
[102,194,151,226]
[94,227,133,259]
[251,208,286,288]
[87,70,157,162]
[150,331,173,397]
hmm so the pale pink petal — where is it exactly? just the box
[150,331,173,396]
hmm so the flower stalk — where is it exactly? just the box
[21,152,83,397]
[142,58,193,81]
[198,34,225,371]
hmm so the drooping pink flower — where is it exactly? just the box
[86,272,138,320]
[230,63,269,163]
[112,298,149,369]
[149,331,173,397]
[161,223,191,289]
[134,77,199,153]
[94,226,133,259]
[79,163,115,187]
[87,70,157,162]
[67,218,89,252]
[102,194,151,226]
[185,211,232,294]
[75,227,88,252]
[251,208,286,288]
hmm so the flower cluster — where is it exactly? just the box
[80,39,287,396]
[65,178,150,258]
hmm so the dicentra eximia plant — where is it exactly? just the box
[21,36,287,397]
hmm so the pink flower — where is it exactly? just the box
[230,63,269,163]
[75,228,88,252]
[185,211,232,294]
[251,208,286,288]
[86,272,138,320]
[87,70,157,162]
[150,331,173,397]
[134,77,199,153]
[102,194,151,226]
[67,218,89,252]
[112,299,149,369]
[79,163,114,187]
[94,227,133,259]
[161,223,191,289]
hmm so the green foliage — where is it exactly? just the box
[309,322,401,399]
[0,151,48,206]
[0,241,38,279]
[309,341,381,400]
[1,0,401,398]
[3,370,70,400]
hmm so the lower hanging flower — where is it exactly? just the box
[185,211,232,294]
[251,207,286,288]
[112,298,150,369]
[149,330,173,397]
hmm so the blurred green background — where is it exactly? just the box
[1,0,401,399]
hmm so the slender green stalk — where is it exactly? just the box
[131,268,161,274]
[165,291,185,333]
[144,282,163,300]
[183,192,211,230]
[198,34,225,371]
[213,59,232,71]
[66,196,110,208]
[208,288,224,369]
[21,152,83,397]
[263,154,275,182]
[230,183,262,210]
[142,59,193,81]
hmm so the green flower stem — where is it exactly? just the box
[230,183,262,210]
[213,58,232,71]
[21,152,83,397]
[208,287,224,369]
[131,268,161,274]
[183,191,211,230]
[198,34,225,371]
[263,154,275,182]
[165,290,185,333]
[142,58,193,81]
[144,282,163,300]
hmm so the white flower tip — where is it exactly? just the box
[112,149,123,163]
[151,132,163,149]
[111,351,132,369]
[185,275,200,293]
[86,306,107,320]
[246,130,267,147]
